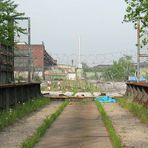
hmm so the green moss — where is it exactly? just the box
[95,101,122,148]
[0,97,50,130]
[22,101,68,148]
[118,98,148,125]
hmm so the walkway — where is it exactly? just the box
[35,102,113,148]
[0,101,62,148]
[102,103,148,148]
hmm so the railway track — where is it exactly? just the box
[35,102,113,148]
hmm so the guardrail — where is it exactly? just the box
[0,83,41,109]
[126,82,148,107]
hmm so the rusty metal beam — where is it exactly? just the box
[126,82,148,107]
[0,83,41,110]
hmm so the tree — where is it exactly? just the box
[102,55,136,81]
[124,0,148,47]
[0,0,25,46]
[81,62,90,71]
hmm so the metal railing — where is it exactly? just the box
[0,83,41,109]
[126,82,148,107]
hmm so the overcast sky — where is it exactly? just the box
[14,0,137,66]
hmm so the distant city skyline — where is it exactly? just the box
[14,0,137,66]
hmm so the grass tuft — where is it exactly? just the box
[0,97,50,130]
[22,101,68,148]
[95,101,122,148]
[118,98,148,125]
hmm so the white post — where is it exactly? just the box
[78,36,81,67]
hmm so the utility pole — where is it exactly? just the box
[71,59,74,66]
[15,17,31,82]
[137,20,140,81]
[78,36,81,68]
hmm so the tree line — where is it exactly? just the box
[82,55,136,81]
[0,0,25,46]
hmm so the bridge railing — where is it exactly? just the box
[0,83,41,109]
[126,82,148,107]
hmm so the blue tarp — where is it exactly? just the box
[128,76,137,81]
[96,96,116,103]
[128,76,147,82]
[139,76,147,82]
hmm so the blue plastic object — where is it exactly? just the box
[96,96,116,103]
[128,76,137,82]
[139,76,147,82]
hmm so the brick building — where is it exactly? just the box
[14,43,57,80]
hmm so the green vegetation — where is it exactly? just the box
[41,85,49,91]
[50,80,99,94]
[32,75,41,82]
[81,56,136,81]
[0,97,50,130]
[0,0,25,46]
[22,101,68,148]
[82,62,102,80]
[118,98,148,125]
[96,101,122,148]
[15,75,26,83]
[102,55,135,81]
[124,0,148,47]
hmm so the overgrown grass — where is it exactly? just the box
[95,101,122,148]
[118,98,148,125]
[0,97,50,130]
[22,101,68,148]
[50,80,99,93]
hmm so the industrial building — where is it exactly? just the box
[45,64,76,80]
[14,43,57,80]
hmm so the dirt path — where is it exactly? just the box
[35,102,113,148]
[0,101,62,148]
[102,103,148,148]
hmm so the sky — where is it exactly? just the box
[14,0,137,66]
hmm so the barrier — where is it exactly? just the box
[0,83,41,109]
[126,82,148,107]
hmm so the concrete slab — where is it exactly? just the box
[102,103,148,148]
[35,102,113,148]
[48,91,63,96]
[41,91,49,95]
[0,102,62,148]
[75,92,93,97]
[64,92,73,96]
[93,92,101,97]
[106,92,124,98]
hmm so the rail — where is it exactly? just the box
[126,82,148,107]
[0,83,41,109]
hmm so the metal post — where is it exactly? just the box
[14,17,31,82]
[28,17,31,82]
[137,20,140,81]
[8,19,15,83]
[11,20,15,83]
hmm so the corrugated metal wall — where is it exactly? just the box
[0,44,14,84]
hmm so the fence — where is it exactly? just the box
[126,82,148,107]
[0,43,14,84]
[0,83,41,109]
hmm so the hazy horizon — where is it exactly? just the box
[14,0,137,66]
